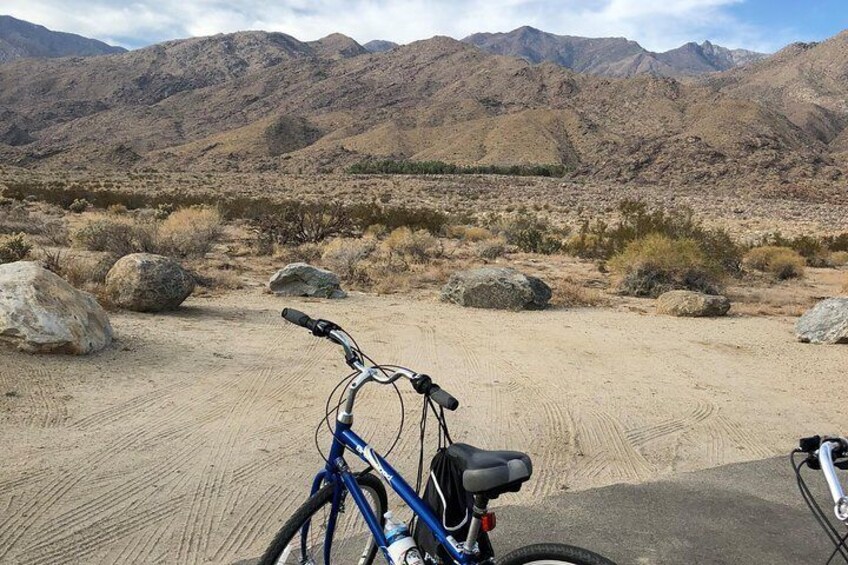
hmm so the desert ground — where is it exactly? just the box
[1,289,847,564]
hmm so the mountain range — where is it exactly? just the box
[0,17,845,190]
[462,27,766,78]
[0,15,125,63]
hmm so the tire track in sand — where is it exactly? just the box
[624,401,717,448]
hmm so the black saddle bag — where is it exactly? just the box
[412,448,494,563]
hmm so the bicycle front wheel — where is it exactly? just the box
[259,472,388,565]
[498,543,617,565]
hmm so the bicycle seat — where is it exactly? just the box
[446,443,532,498]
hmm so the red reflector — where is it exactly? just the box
[481,512,496,532]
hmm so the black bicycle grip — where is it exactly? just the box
[282,308,314,330]
[429,385,459,411]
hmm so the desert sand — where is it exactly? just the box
[1,290,846,564]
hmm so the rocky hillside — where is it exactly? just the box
[363,40,399,53]
[0,15,125,63]
[0,29,844,190]
[463,26,766,78]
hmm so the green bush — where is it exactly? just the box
[570,200,741,274]
[744,246,805,279]
[347,159,569,177]
[610,234,723,297]
[0,233,31,264]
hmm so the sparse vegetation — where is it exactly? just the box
[347,160,569,178]
[381,227,442,264]
[610,234,723,297]
[155,207,222,258]
[71,215,155,256]
[0,233,32,264]
[744,246,806,279]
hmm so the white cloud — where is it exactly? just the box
[2,0,782,52]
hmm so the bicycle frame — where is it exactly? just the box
[306,418,475,565]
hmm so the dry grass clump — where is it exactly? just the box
[381,227,442,263]
[155,207,222,258]
[0,233,31,264]
[321,237,377,282]
[474,237,507,260]
[446,225,493,242]
[555,280,606,307]
[744,246,805,280]
[831,251,848,266]
[610,234,723,297]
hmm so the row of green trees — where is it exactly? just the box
[347,159,569,178]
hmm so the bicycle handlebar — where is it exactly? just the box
[799,435,848,521]
[281,308,460,411]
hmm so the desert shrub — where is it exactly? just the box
[446,225,493,242]
[823,233,848,253]
[759,232,833,267]
[321,238,377,281]
[609,234,723,297]
[56,252,118,287]
[255,202,354,249]
[744,246,806,280]
[68,198,90,213]
[106,203,128,215]
[352,204,450,234]
[556,280,606,308]
[0,233,31,264]
[831,251,848,266]
[363,224,388,238]
[497,212,564,254]
[155,207,222,258]
[475,238,507,260]
[381,227,441,263]
[570,200,741,274]
[276,242,323,264]
[154,203,175,220]
[71,215,155,256]
[347,159,569,177]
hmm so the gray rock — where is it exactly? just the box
[269,263,346,299]
[656,290,731,317]
[0,261,112,354]
[105,253,195,312]
[441,267,551,310]
[796,298,848,344]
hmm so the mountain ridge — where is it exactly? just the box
[462,26,767,77]
[0,15,125,63]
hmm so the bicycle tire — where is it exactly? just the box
[259,472,388,565]
[497,543,617,565]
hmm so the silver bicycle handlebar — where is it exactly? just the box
[817,439,848,521]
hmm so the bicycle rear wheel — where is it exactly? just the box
[498,543,617,565]
[259,473,388,565]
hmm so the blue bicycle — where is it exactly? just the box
[260,308,616,565]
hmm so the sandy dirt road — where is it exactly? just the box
[1,291,846,564]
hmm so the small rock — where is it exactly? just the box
[269,263,346,299]
[441,267,551,310]
[656,290,731,317]
[105,253,195,312]
[796,298,848,344]
[0,261,112,354]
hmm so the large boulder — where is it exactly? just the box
[656,290,731,317]
[796,298,848,344]
[441,267,551,310]
[105,253,195,312]
[269,263,346,299]
[0,261,112,354]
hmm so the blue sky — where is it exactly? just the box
[3,0,847,53]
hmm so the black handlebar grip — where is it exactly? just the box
[282,308,314,330]
[429,386,459,411]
